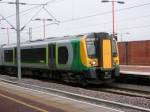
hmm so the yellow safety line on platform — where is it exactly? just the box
[0,93,48,112]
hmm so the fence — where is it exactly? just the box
[118,40,150,66]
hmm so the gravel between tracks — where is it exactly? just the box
[0,74,150,112]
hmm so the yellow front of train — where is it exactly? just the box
[80,32,120,83]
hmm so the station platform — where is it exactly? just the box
[0,81,120,112]
[120,65,150,76]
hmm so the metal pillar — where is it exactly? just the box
[112,0,115,37]
[29,27,32,41]
[16,0,21,80]
[43,19,46,39]
[6,28,10,44]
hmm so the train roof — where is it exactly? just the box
[2,34,84,49]
[2,32,110,49]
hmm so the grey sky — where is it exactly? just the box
[0,0,150,45]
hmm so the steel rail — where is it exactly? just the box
[98,88,150,99]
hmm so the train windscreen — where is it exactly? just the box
[112,40,117,57]
[86,34,96,58]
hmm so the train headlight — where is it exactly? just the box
[90,60,96,66]
[92,61,96,65]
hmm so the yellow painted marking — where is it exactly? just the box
[114,41,119,65]
[102,39,112,69]
[0,93,48,112]
[80,36,89,67]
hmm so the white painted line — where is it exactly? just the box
[0,78,123,112]
[120,65,150,68]
[120,71,150,76]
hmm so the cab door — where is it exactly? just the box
[95,33,112,70]
[102,39,112,69]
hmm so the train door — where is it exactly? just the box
[95,33,112,70]
[48,44,56,70]
[102,38,112,69]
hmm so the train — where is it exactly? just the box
[0,32,120,85]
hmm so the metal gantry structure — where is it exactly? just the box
[0,0,59,80]
[33,18,53,39]
[1,27,14,44]
[16,0,21,80]
[29,27,32,41]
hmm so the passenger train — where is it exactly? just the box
[0,32,119,85]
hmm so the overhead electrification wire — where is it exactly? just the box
[0,1,46,6]
[18,2,150,31]
[4,5,42,19]
[0,14,16,30]
[120,24,150,30]
[20,7,44,31]
[0,0,60,20]
[0,0,60,31]
[1,1,150,38]
[45,0,66,5]
[86,14,150,27]
[43,6,59,22]
[45,0,57,5]
[60,2,150,23]
[30,14,150,31]
[2,24,150,40]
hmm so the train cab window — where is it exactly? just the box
[58,46,68,64]
[86,34,96,58]
[112,40,117,57]
[4,50,13,62]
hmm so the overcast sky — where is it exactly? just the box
[0,0,150,45]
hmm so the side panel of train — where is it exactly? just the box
[0,39,87,69]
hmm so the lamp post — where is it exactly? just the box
[34,18,53,39]
[101,0,125,38]
[1,27,14,44]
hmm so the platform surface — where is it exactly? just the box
[120,65,150,76]
[0,81,121,112]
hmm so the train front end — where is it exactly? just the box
[82,32,119,84]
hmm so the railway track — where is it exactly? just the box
[88,82,150,99]
[97,87,150,99]
[0,77,150,112]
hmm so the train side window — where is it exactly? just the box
[21,48,46,63]
[4,50,13,62]
[58,46,68,64]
